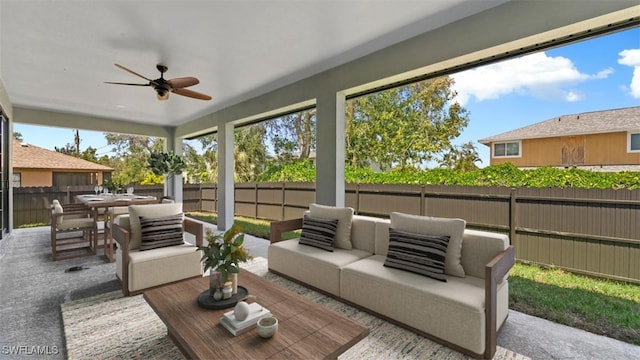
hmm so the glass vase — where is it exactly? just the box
[209,271,222,297]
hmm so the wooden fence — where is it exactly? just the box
[13,183,640,284]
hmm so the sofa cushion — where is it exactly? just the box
[309,203,354,250]
[390,212,466,278]
[340,255,507,355]
[351,215,386,253]
[384,228,449,282]
[268,239,371,296]
[139,213,185,251]
[299,215,338,252]
[128,203,183,250]
[461,229,510,279]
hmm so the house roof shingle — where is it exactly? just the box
[478,106,640,145]
[12,140,113,171]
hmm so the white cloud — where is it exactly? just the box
[565,91,583,102]
[451,52,612,105]
[618,49,640,98]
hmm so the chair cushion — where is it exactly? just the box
[128,203,183,250]
[139,213,185,251]
[58,218,94,230]
[384,228,449,282]
[390,212,466,277]
[309,203,354,250]
[53,202,64,225]
[299,215,338,252]
[117,244,203,292]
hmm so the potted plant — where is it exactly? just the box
[197,225,253,299]
[101,178,124,194]
[148,151,186,176]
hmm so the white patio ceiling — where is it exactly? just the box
[1,0,508,129]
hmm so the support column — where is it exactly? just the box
[315,92,346,206]
[217,122,234,230]
[164,131,184,203]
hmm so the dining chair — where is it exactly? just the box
[50,200,98,261]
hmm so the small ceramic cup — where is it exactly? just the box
[257,316,278,338]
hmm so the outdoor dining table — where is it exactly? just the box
[75,193,158,262]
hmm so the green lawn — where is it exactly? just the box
[186,212,300,240]
[186,211,640,345]
[509,262,640,345]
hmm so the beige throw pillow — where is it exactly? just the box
[390,212,466,277]
[309,203,354,250]
[128,203,183,250]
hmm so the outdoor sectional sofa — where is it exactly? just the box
[268,204,515,359]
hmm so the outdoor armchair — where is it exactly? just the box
[112,202,204,296]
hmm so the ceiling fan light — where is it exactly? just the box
[156,88,170,100]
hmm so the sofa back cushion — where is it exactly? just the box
[309,203,354,250]
[350,215,385,253]
[374,220,391,255]
[390,212,466,278]
[461,229,509,279]
[128,203,183,250]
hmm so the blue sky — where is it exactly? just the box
[14,27,640,167]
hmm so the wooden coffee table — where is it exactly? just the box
[143,271,369,359]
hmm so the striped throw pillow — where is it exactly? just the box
[139,213,185,251]
[384,228,450,282]
[299,215,339,252]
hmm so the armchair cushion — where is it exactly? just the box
[139,213,185,251]
[128,203,183,250]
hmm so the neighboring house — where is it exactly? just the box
[478,106,640,172]
[12,140,113,187]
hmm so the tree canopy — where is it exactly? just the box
[346,77,469,170]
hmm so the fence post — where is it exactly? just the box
[254,183,258,219]
[420,185,426,216]
[355,184,360,215]
[281,182,286,221]
[509,188,517,244]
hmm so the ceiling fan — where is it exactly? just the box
[105,64,212,101]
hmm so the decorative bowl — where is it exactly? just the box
[257,316,278,338]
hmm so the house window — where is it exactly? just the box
[12,173,21,188]
[493,141,521,158]
[629,132,640,152]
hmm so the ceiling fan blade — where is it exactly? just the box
[167,77,199,89]
[114,64,154,82]
[172,88,212,101]
[104,81,150,86]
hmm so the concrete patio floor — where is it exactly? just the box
[0,220,638,360]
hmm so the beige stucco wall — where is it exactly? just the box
[14,169,109,187]
[15,169,52,187]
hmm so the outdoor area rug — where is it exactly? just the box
[61,257,529,360]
